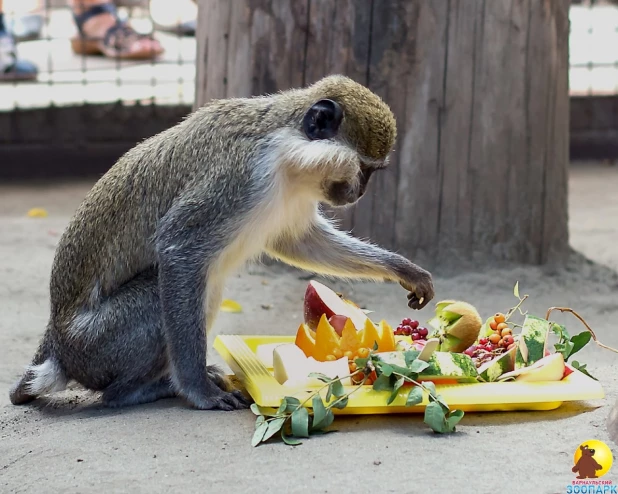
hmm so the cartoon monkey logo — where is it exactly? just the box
[572,440,613,479]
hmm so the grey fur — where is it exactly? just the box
[9,75,434,411]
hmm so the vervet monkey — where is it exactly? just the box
[10,75,435,411]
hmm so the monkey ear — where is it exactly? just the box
[303,99,343,140]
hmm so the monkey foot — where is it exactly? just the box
[184,388,251,411]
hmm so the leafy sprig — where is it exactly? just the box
[251,350,465,447]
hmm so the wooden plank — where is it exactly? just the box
[303,0,374,233]
[540,0,570,263]
[391,1,449,266]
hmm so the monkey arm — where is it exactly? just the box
[266,212,434,309]
[154,195,248,410]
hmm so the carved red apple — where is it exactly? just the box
[303,280,368,335]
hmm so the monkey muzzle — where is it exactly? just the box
[324,165,376,207]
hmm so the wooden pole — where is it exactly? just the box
[195,0,571,268]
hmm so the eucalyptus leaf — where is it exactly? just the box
[252,420,269,446]
[423,401,448,434]
[330,379,346,398]
[372,373,393,391]
[406,386,424,407]
[321,409,335,429]
[513,281,520,299]
[250,403,279,417]
[404,350,422,366]
[311,395,328,430]
[326,385,333,403]
[263,418,286,442]
[551,323,570,340]
[308,372,332,383]
[570,331,592,357]
[379,363,394,377]
[281,430,302,446]
[387,377,405,405]
[354,357,368,369]
[409,359,430,373]
[250,403,262,416]
[435,394,450,412]
[284,396,301,412]
[446,410,465,431]
[277,398,288,415]
[423,381,437,398]
[254,415,266,428]
[331,396,348,409]
[291,407,310,438]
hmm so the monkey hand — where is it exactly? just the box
[397,265,435,310]
[180,381,252,411]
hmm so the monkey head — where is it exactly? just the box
[284,75,397,207]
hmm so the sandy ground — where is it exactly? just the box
[1,161,618,494]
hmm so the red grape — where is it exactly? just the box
[410,320,420,330]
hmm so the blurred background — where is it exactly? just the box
[0,0,616,179]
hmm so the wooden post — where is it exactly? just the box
[195,0,571,268]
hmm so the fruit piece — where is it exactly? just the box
[304,280,368,332]
[430,300,483,353]
[339,318,361,354]
[488,333,501,345]
[503,335,514,347]
[256,343,286,368]
[477,346,517,382]
[326,354,337,361]
[333,348,344,359]
[294,323,317,358]
[360,318,382,350]
[313,314,342,362]
[273,344,312,384]
[498,352,565,382]
[494,313,506,324]
[357,347,370,358]
[489,320,498,331]
[418,327,429,338]
[500,328,512,337]
[306,357,352,386]
[496,322,508,332]
[377,320,397,352]
[515,315,551,369]
[417,338,440,362]
[344,350,354,360]
[375,351,479,382]
[328,315,349,335]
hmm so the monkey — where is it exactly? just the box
[9,74,435,412]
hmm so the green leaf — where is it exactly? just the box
[330,379,346,398]
[372,373,393,391]
[263,417,286,442]
[379,363,394,377]
[569,331,592,358]
[250,403,262,416]
[255,415,266,428]
[281,430,302,446]
[308,372,332,383]
[409,359,430,373]
[406,386,424,407]
[291,407,310,438]
[372,341,379,351]
[403,350,422,367]
[326,385,333,403]
[252,420,269,446]
[331,397,348,409]
[277,398,288,415]
[551,323,570,341]
[423,381,437,398]
[311,395,328,430]
[446,409,465,431]
[423,401,449,433]
[387,377,405,405]
[354,357,368,369]
[284,396,301,412]
[250,403,279,417]
[434,394,450,412]
[572,361,598,381]
[513,281,520,299]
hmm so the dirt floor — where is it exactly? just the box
[1,161,618,494]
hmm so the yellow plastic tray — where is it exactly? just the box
[214,335,606,414]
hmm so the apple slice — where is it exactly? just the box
[498,352,565,382]
[304,280,368,333]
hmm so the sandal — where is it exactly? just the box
[70,3,164,60]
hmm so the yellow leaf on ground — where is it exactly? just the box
[220,299,242,313]
[27,208,48,218]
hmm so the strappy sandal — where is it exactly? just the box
[70,3,164,60]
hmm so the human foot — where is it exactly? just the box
[71,2,163,60]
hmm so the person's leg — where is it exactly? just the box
[0,0,38,82]
[70,0,163,59]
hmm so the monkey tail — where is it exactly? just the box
[9,331,68,405]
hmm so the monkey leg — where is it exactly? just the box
[61,268,173,406]
[102,375,176,408]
